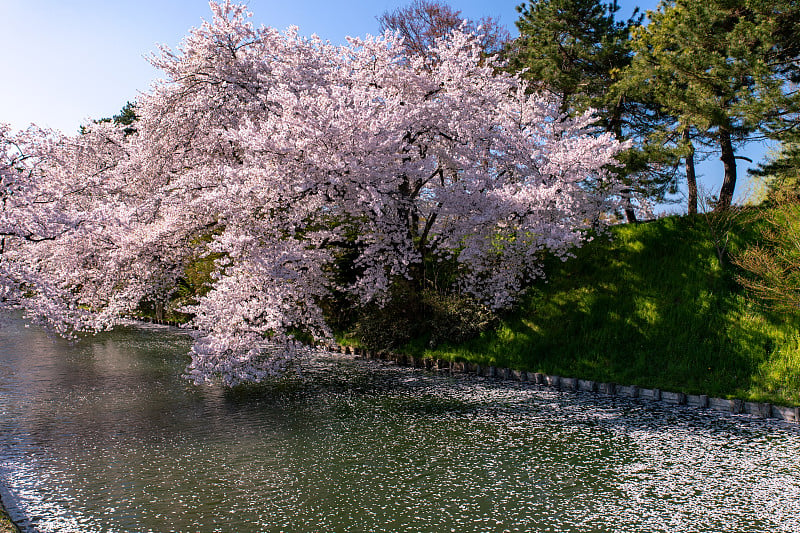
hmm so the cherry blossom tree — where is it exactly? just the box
[1,122,156,336]
[2,1,628,386]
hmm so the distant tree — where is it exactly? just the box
[81,101,138,136]
[625,0,795,212]
[377,0,509,58]
[509,0,670,222]
[113,101,139,136]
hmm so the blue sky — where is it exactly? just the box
[0,0,769,208]
[0,0,650,133]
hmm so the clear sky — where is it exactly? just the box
[0,0,768,208]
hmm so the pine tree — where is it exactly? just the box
[510,0,634,115]
[625,0,793,211]
[509,0,674,222]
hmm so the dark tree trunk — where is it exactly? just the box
[624,203,638,224]
[716,126,737,211]
[611,101,636,224]
[684,128,698,215]
[623,184,638,223]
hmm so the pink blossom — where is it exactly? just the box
[1,1,630,385]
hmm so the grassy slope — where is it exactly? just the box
[402,214,800,406]
[0,505,19,533]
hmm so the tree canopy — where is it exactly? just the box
[0,1,626,385]
[623,0,798,211]
[509,0,673,222]
[377,0,509,57]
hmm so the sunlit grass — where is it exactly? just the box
[402,214,800,407]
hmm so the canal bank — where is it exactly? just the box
[2,313,800,532]
[1,500,20,533]
[139,215,800,409]
[133,314,800,423]
[134,316,800,422]
[136,315,800,424]
[340,215,800,409]
[327,343,800,424]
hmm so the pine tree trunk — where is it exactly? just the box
[684,128,698,215]
[716,126,737,211]
[624,204,638,224]
[613,103,637,224]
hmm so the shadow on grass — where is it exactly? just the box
[422,215,799,405]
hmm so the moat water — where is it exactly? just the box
[1,311,799,532]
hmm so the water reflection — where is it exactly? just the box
[1,312,799,532]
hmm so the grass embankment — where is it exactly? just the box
[0,504,19,533]
[396,214,800,407]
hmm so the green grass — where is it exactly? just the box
[0,504,19,533]
[397,214,800,407]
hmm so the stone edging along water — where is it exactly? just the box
[134,319,800,425]
[321,343,800,425]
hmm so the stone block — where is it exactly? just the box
[578,379,597,392]
[732,399,745,414]
[709,397,732,412]
[662,391,686,405]
[597,382,616,395]
[686,394,709,408]
[744,402,773,418]
[561,377,577,390]
[545,375,561,388]
[772,405,800,423]
[616,385,639,398]
[639,388,657,400]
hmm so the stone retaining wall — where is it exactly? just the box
[126,321,800,425]
[324,344,800,425]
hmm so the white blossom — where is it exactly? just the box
[0,1,629,385]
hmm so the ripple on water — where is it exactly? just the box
[0,318,799,533]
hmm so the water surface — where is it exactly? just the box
[1,312,799,532]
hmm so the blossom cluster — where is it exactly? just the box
[0,1,628,385]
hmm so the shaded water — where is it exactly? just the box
[1,312,799,533]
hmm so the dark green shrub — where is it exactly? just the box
[422,290,497,348]
[353,283,497,351]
